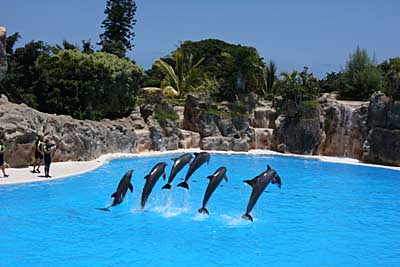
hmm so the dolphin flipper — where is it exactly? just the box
[162,183,172,190]
[241,213,253,222]
[96,207,111,212]
[198,207,209,215]
[224,175,228,182]
[128,183,133,192]
[243,179,255,187]
[177,181,189,189]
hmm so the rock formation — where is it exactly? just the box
[362,93,400,166]
[319,101,369,159]
[183,93,254,151]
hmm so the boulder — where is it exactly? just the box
[0,101,137,167]
[271,104,322,155]
[362,128,400,166]
[319,102,369,159]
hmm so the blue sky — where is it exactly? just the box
[1,0,399,77]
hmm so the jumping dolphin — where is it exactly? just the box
[141,162,167,208]
[242,165,282,222]
[162,153,193,190]
[198,167,228,215]
[97,170,134,211]
[177,152,210,190]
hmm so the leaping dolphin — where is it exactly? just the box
[198,167,228,215]
[177,152,210,190]
[162,153,193,189]
[242,165,282,222]
[97,170,134,211]
[141,162,167,208]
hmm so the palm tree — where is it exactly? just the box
[154,50,204,97]
[266,61,277,94]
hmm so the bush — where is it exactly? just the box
[154,108,178,122]
[380,58,400,100]
[338,47,383,100]
[37,50,143,120]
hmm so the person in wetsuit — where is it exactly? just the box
[43,140,55,178]
[32,135,44,173]
[0,142,9,178]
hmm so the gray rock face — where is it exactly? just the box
[183,93,254,150]
[0,26,7,81]
[363,128,400,166]
[319,102,369,159]
[272,103,322,155]
[0,99,137,167]
[363,93,400,166]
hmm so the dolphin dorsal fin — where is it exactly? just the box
[111,192,118,198]
[267,165,272,170]
[144,175,149,180]
[206,175,213,180]
[193,152,199,156]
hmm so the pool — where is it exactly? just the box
[1,153,399,266]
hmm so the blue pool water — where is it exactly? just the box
[1,153,400,267]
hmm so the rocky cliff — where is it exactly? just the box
[1,89,399,167]
[362,93,400,166]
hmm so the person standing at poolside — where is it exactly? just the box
[32,135,44,173]
[0,142,9,178]
[43,139,56,178]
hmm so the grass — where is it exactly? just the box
[154,108,179,122]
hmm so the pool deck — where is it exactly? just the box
[1,149,399,185]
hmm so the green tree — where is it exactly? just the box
[265,60,277,95]
[144,39,266,101]
[380,58,400,100]
[338,47,383,100]
[37,50,143,120]
[154,50,205,97]
[98,0,137,58]
[0,40,53,107]
[276,67,320,104]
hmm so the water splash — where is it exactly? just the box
[147,190,190,218]
[220,214,254,226]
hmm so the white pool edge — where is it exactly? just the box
[1,149,399,185]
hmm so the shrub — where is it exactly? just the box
[338,47,383,100]
[37,50,143,120]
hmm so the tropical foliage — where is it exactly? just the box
[275,67,320,103]
[154,50,205,97]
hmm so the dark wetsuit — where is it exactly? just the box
[43,143,54,176]
[0,145,4,166]
[34,140,43,160]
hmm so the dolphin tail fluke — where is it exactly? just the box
[241,213,253,222]
[198,207,209,215]
[177,181,189,190]
[162,183,172,190]
[96,207,111,212]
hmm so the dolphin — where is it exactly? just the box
[141,162,167,208]
[97,170,134,211]
[242,165,282,222]
[198,167,228,215]
[162,153,193,190]
[177,152,210,190]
